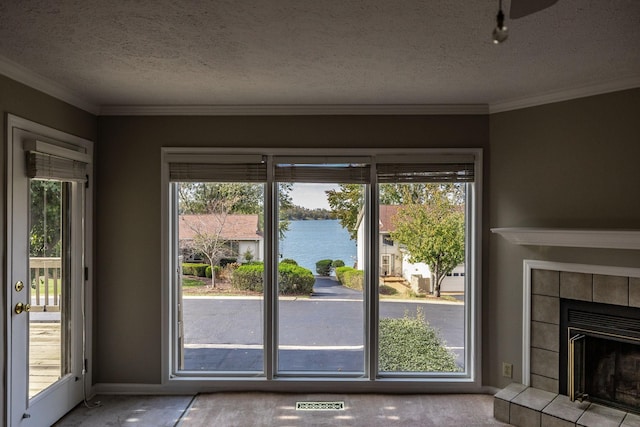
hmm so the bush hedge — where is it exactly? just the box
[278,263,315,295]
[231,264,265,292]
[280,258,298,265]
[335,266,353,284]
[205,265,213,278]
[332,259,345,268]
[182,263,209,277]
[231,263,315,295]
[342,269,364,291]
[379,309,460,372]
[315,259,333,276]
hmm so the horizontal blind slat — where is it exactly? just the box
[275,164,371,183]
[377,163,474,183]
[26,152,87,181]
[169,163,267,182]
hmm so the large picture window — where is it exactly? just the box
[163,149,481,390]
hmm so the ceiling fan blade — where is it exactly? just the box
[510,0,559,19]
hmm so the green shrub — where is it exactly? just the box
[278,263,315,295]
[205,265,213,278]
[379,284,398,295]
[182,263,209,277]
[280,258,298,265]
[315,259,333,276]
[342,269,364,291]
[332,259,345,268]
[379,308,460,372]
[231,263,315,295]
[335,266,354,284]
[231,264,264,292]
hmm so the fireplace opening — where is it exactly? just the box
[560,300,640,414]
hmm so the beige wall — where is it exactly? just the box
[95,115,489,384]
[5,71,637,396]
[0,74,96,421]
[487,88,640,388]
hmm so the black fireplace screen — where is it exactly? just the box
[561,300,640,414]
[569,328,640,411]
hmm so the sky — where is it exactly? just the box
[289,183,338,210]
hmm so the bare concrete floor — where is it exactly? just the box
[55,393,511,426]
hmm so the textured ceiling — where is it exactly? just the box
[0,0,638,111]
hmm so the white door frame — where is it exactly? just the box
[5,114,94,426]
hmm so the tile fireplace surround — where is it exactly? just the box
[494,260,640,427]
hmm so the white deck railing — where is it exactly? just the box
[29,257,62,311]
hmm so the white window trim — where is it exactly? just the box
[160,147,483,393]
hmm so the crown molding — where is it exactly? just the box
[1,51,637,117]
[99,104,489,116]
[0,55,99,115]
[491,227,640,250]
[489,76,640,114]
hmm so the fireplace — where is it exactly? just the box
[524,262,640,405]
[559,299,640,413]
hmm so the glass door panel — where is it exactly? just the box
[28,179,71,398]
[276,181,364,374]
[377,182,466,374]
[176,181,265,372]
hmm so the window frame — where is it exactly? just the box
[161,147,482,393]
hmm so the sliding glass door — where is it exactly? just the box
[275,162,368,374]
[166,150,479,386]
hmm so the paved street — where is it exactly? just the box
[182,276,465,372]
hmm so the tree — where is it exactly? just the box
[326,184,364,240]
[180,201,239,287]
[326,183,465,241]
[389,185,465,297]
[29,180,63,257]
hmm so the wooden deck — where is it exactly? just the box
[29,322,61,398]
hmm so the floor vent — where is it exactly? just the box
[296,401,345,411]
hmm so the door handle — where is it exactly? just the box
[14,302,31,314]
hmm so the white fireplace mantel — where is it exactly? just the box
[491,227,640,250]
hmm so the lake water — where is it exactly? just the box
[279,219,356,273]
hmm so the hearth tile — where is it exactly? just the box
[532,295,560,324]
[533,269,560,297]
[560,272,592,302]
[542,413,577,427]
[495,382,528,401]
[511,404,542,427]
[577,403,626,427]
[493,397,510,423]
[531,348,559,380]
[512,387,556,411]
[542,395,589,423]
[531,374,558,393]
[630,277,640,308]
[532,321,559,352]
[622,412,640,427]
[593,274,629,306]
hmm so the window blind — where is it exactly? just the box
[376,162,474,183]
[274,164,370,183]
[169,162,267,182]
[166,154,267,182]
[26,145,89,182]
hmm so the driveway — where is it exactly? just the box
[181,277,465,372]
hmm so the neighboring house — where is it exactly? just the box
[179,213,263,264]
[356,205,464,293]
